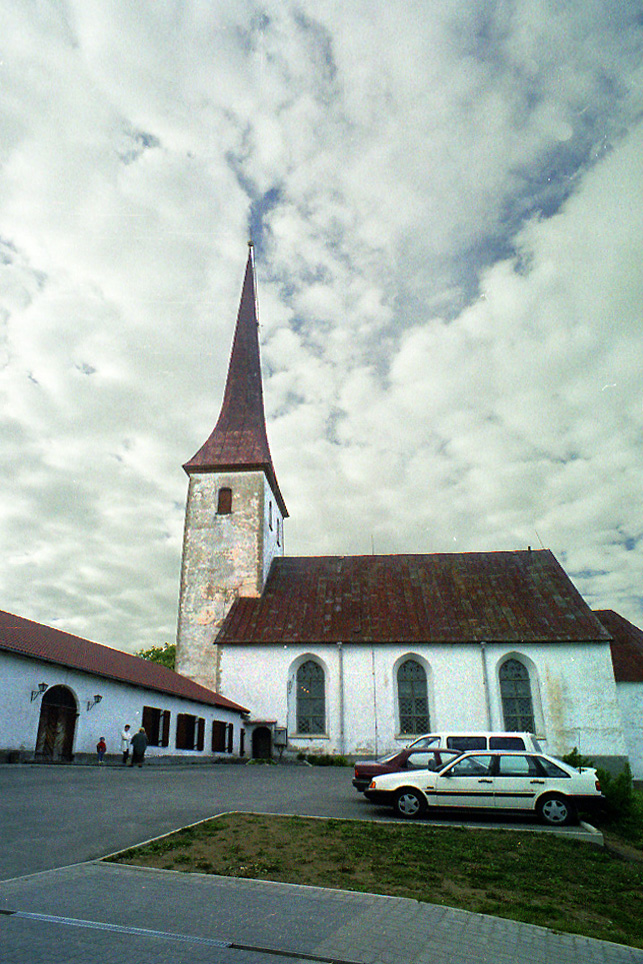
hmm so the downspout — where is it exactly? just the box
[480,640,492,728]
[371,645,378,756]
[337,641,345,755]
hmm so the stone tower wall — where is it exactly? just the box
[175,468,283,688]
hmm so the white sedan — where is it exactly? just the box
[364,750,604,825]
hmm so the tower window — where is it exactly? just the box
[269,501,273,530]
[217,487,232,514]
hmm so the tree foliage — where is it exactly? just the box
[135,642,176,670]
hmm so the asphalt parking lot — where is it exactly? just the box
[2,763,635,964]
[0,761,601,880]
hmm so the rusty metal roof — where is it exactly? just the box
[183,246,288,517]
[216,549,610,645]
[0,609,247,712]
[595,609,643,682]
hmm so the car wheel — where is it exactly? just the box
[394,788,426,819]
[537,794,576,826]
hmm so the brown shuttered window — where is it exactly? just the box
[142,706,171,747]
[161,710,170,747]
[212,720,226,752]
[176,713,192,749]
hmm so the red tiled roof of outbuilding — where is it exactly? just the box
[216,549,610,645]
[0,609,247,712]
[595,609,643,682]
[183,245,287,517]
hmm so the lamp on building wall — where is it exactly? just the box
[30,682,48,702]
[86,694,103,711]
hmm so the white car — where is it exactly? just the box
[364,750,603,825]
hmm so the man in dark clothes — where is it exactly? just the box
[130,727,148,767]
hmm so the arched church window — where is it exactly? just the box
[499,658,535,732]
[397,659,429,735]
[217,487,232,515]
[296,660,325,734]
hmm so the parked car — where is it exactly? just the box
[364,750,603,825]
[408,731,543,753]
[352,747,463,792]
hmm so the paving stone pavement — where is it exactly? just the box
[0,861,642,964]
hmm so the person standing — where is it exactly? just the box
[96,737,107,765]
[130,727,148,768]
[121,724,131,765]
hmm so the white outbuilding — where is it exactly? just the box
[0,608,248,764]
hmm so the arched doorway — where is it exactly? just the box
[251,726,272,760]
[35,685,78,761]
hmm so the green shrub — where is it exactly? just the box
[303,753,351,767]
[561,747,595,770]
[562,748,637,830]
[596,763,635,822]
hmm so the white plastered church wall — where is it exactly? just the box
[613,682,643,779]
[217,638,627,762]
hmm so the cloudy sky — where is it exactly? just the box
[1,1,642,654]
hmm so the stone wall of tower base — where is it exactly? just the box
[176,469,282,689]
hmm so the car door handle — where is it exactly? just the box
[530,779,545,784]
[478,778,493,784]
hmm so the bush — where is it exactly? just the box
[596,763,635,822]
[301,753,351,767]
[561,747,637,829]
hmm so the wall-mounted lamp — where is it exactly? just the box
[86,694,103,711]
[30,682,48,702]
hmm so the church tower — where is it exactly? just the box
[175,244,288,688]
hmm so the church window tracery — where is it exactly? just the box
[296,660,325,734]
[397,659,429,734]
[499,658,535,732]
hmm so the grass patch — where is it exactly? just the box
[106,813,643,948]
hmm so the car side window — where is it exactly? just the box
[447,736,487,750]
[407,752,433,770]
[489,737,526,750]
[537,757,571,778]
[446,755,493,776]
[496,755,538,777]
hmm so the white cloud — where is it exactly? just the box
[0,0,642,650]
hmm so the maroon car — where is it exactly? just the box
[352,747,463,792]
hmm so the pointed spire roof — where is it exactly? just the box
[184,244,288,517]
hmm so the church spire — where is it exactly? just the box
[183,244,288,517]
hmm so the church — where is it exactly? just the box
[175,245,641,775]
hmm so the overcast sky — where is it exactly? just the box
[1,1,642,654]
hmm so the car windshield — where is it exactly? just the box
[408,736,439,749]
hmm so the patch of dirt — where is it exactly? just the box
[603,833,643,863]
